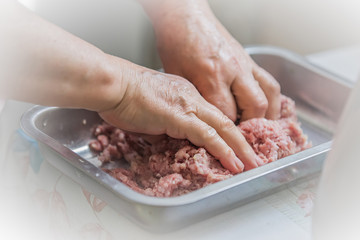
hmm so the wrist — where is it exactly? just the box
[81,54,128,113]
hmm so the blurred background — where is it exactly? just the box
[18,0,360,68]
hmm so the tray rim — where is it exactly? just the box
[246,45,354,88]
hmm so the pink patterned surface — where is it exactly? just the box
[82,188,107,213]
[296,183,316,217]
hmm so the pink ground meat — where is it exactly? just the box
[89,95,311,197]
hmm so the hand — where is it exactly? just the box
[98,56,259,172]
[151,0,281,122]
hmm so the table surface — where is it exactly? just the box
[0,45,359,240]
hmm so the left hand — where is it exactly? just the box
[151,0,282,122]
[98,56,259,172]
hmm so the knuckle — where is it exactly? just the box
[201,59,217,74]
[176,96,197,116]
[230,55,248,71]
[253,98,268,113]
[198,59,222,79]
[183,102,197,115]
[267,80,281,95]
[200,125,219,142]
[256,67,281,95]
[167,78,200,116]
[224,148,235,160]
[219,115,236,132]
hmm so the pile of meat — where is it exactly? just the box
[89,95,311,197]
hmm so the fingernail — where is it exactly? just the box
[247,148,259,168]
[255,156,265,166]
[235,157,244,172]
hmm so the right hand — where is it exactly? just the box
[153,1,281,122]
[98,56,259,173]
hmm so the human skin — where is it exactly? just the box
[139,0,282,122]
[0,1,259,173]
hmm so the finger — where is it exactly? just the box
[196,101,259,170]
[122,131,167,145]
[231,73,268,121]
[253,66,281,120]
[141,134,167,144]
[168,116,244,173]
[199,82,238,122]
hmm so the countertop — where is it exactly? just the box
[0,45,359,240]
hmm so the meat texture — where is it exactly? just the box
[89,95,311,197]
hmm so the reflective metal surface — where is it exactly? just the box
[20,46,352,232]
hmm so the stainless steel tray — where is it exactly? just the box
[20,46,353,233]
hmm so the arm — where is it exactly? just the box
[0,1,258,173]
[0,1,124,112]
[138,0,282,121]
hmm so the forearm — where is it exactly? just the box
[0,1,125,111]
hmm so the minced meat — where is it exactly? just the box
[89,95,311,197]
